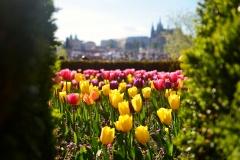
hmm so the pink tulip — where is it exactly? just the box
[169,72,178,83]
[153,79,164,91]
[59,68,72,81]
[66,93,80,105]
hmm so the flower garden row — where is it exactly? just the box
[50,68,187,159]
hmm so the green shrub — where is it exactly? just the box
[60,60,181,72]
[0,0,58,159]
[175,0,240,159]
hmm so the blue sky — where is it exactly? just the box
[53,0,199,45]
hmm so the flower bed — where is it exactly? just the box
[50,68,187,159]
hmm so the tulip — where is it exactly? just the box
[75,73,85,82]
[102,84,110,96]
[100,126,115,145]
[110,80,119,90]
[62,81,71,93]
[168,94,180,110]
[80,80,90,94]
[118,100,130,115]
[128,86,138,98]
[142,87,151,99]
[133,78,144,88]
[59,68,72,81]
[89,87,100,102]
[91,79,99,87]
[118,81,127,92]
[153,79,164,91]
[157,108,172,126]
[135,125,150,145]
[169,72,178,83]
[101,70,110,80]
[109,90,124,108]
[114,115,132,132]
[114,121,122,131]
[127,74,133,84]
[66,93,80,105]
[164,81,172,89]
[131,94,142,113]
[59,91,66,102]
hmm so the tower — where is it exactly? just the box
[150,24,155,38]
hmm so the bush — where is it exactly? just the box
[60,60,181,72]
[175,0,240,159]
[0,0,58,159]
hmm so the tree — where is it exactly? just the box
[175,0,240,159]
[0,0,58,159]
[164,10,198,59]
[164,28,193,60]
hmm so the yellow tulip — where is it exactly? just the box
[109,90,124,108]
[80,80,89,94]
[100,126,115,145]
[102,84,110,96]
[142,87,151,99]
[128,86,138,98]
[168,94,180,110]
[131,94,142,113]
[118,100,130,115]
[114,121,122,131]
[157,108,172,126]
[59,91,66,102]
[75,73,85,82]
[118,81,127,92]
[127,74,133,83]
[135,125,150,145]
[62,81,71,93]
[115,115,132,132]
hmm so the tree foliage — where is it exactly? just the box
[175,0,240,159]
[0,0,58,159]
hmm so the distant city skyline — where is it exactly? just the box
[53,0,199,45]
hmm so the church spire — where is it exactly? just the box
[151,23,155,38]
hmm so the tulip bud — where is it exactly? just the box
[131,94,142,113]
[135,125,150,145]
[80,80,90,94]
[169,72,178,83]
[118,101,130,115]
[109,90,124,108]
[118,115,133,132]
[157,108,172,126]
[100,126,115,145]
[168,94,180,110]
[128,86,138,98]
[59,91,66,102]
[153,79,164,91]
[142,87,151,99]
[102,84,110,96]
[66,93,80,105]
[133,78,144,88]
[110,80,119,90]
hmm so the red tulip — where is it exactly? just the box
[66,93,80,105]
[169,72,178,83]
[153,79,164,91]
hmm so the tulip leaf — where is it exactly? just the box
[163,154,174,160]
[134,148,144,160]
[74,131,78,145]
[92,121,100,136]
[98,109,110,122]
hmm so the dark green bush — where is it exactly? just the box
[0,0,58,159]
[175,0,240,159]
[60,60,181,72]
